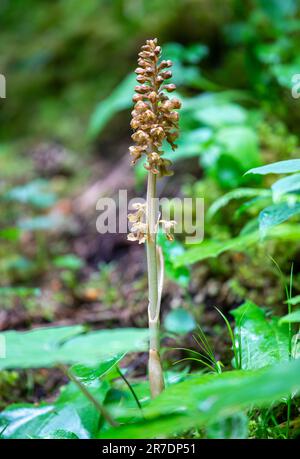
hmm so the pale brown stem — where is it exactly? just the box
[146,172,165,398]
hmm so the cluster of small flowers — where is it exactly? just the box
[127,203,148,244]
[128,203,176,244]
[129,38,181,176]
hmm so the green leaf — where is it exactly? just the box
[88,74,135,138]
[71,354,123,382]
[174,233,255,266]
[174,224,300,266]
[164,309,196,335]
[0,326,148,370]
[181,43,208,64]
[271,173,300,201]
[279,310,300,324]
[231,301,289,370]
[211,154,244,189]
[100,358,300,438]
[0,379,109,439]
[259,202,300,236]
[286,295,300,306]
[208,188,270,219]
[216,126,260,172]
[246,159,300,175]
[195,103,247,128]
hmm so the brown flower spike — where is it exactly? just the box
[129,38,181,176]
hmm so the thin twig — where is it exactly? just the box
[116,367,144,415]
[58,364,119,428]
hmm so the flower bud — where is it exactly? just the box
[136,75,147,83]
[171,98,181,109]
[163,84,176,92]
[160,70,172,80]
[135,85,150,94]
[132,94,143,103]
[159,60,172,69]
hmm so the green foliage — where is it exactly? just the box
[0,379,110,439]
[174,224,300,267]
[3,180,57,209]
[231,302,290,370]
[0,326,148,370]
[280,310,300,324]
[88,74,135,139]
[208,188,270,219]
[259,203,300,236]
[101,358,300,439]
[206,412,249,439]
[158,233,190,287]
[247,160,300,175]
[271,173,300,201]
[53,254,84,271]
[244,159,300,235]
[164,309,196,335]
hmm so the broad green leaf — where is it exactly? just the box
[211,154,244,189]
[259,202,300,236]
[280,310,300,324]
[174,224,300,266]
[88,74,135,138]
[286,295,300,306]
[271,173,300,201]
[246,159,300,175]
[0,325,148,370]
[208,188,270,219]
[100,358,300,438]
[0,379,109,439]
[202,126,261,189]
[164,309,196,335]
[174,232,258,266]
[195,103,247,128]
[71,354,123,382]
[216,126,260,171]
[231,302,289,370]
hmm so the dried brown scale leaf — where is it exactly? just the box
[129,38,181,176]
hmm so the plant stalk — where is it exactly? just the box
[146,171,165,398]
